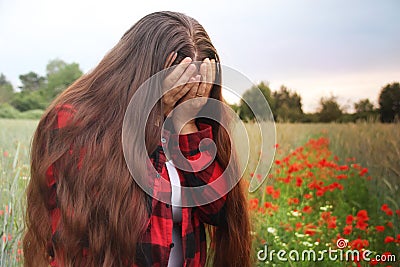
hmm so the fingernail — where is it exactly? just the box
[183,57,192,62]
[189,63,197,70]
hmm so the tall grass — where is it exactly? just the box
[274,123,399,209]
[0,119,399,266]
[0,120,37,266]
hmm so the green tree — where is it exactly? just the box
[317,96,342,122]
[0,73,14,104]
[352,98,378,122]
[354,99,374,113]
[11,90,46,112]
[272,86,303,122]
[45,58,83,99]
[229,103,240,115]
[238,81,273,122]
[379,82,400,123]
[18,71,46,91]
[10,72,47,111]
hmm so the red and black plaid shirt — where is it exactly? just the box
[46,105,228,267]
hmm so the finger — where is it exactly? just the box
[196,60,208,97]
[169,64,197,99]
[205,58,212,85]
[164,52,177,69]
[171,74,198,106]
[211,59,216,84]
[163,57,193,89]
[205,58,213,97]
[188,76,203,108]
[181,75,200,102]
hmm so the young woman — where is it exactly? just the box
[23,11,252,267]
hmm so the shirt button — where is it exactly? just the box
[166,203,170,208]
[161,137,167,143]
[156,173,161,179]
[170,242,174,248]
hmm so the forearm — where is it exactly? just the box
[174,120,198,135]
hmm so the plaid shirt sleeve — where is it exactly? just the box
[168,123,228,226]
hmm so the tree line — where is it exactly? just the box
[232,81,400,123]
[0,59,82,119]
[1,59,399,122]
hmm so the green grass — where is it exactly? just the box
[0,119,37,266]
[0,119,399,266]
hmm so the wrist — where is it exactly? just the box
[175,120,198,134]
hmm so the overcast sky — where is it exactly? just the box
[1,0,399,112]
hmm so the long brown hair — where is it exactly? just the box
[23,11,253,266]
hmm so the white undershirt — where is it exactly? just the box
[165,161,183,267]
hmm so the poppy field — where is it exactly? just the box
[245,123,399,266]
[0,120,399,266]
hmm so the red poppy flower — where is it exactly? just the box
[304,224,317,236]
[296,177,303,187]
[384,236,395,243]
[272,189,280,199]
[264,202,272,209]
[249,198,259,210]
[265,186,274,195]
[355,220,368,231]
[304,193,312,199]
[350,238,369,250]
[346,215,354,225]
[359,168,368,176]
[381,204,394,216]
[321,211,331,222]
[316,190,324,197]
[338,165,349,171]
[302,206,312,214]
[356,210,369,221]
[375,225,385,232]
[385,209,393,216]
[343,225,352,235]
[327,217,337,229]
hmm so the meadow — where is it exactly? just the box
[0,119,399,266]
